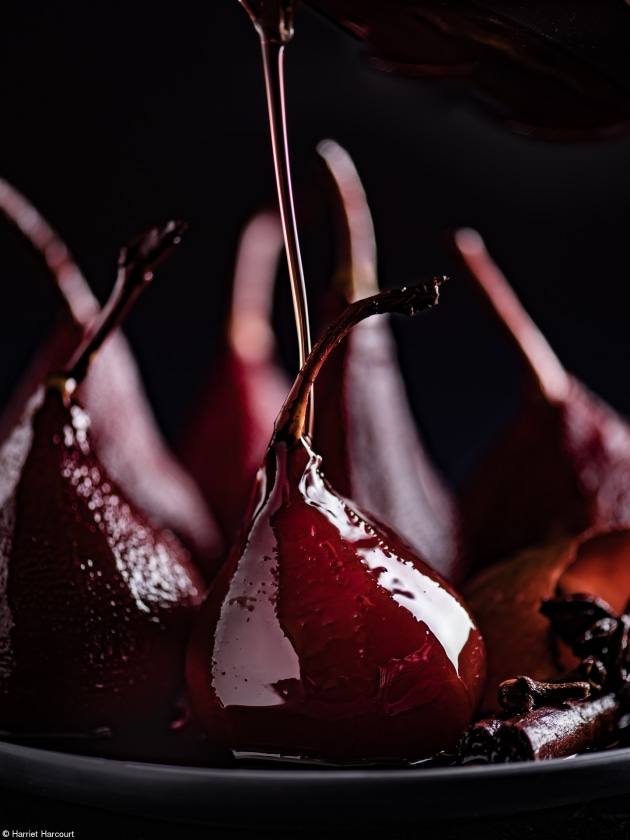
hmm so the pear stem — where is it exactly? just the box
[238,0,313,434]
[316,139,378,302]
[274,278,445,447]
[452,228,571,404]
[52,221,185,394]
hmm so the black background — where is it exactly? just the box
[0,1,629,485]
[1,1,630,835]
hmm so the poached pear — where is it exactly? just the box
[187,280,485,763]
[0,178,222,576]
[314,140,459,580]
[0,224,205,756]
[453,228,630,577]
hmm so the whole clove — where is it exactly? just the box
[499,675,590,714]
[459,592,630,763]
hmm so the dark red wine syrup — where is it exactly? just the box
[238,0,314,431]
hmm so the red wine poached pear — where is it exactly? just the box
[186,280,485,763]
[0,179,222,577]
[0,224,205,755]
[452,229,630,579]
[314,140,459,581]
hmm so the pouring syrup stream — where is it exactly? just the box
[237,0,314,433]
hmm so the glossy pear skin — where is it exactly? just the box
[77,332,223,576]
[0,387,204,739]
[187,437,485,762]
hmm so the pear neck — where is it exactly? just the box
[0,178,98,326]
[453,228,571,404]
[317,140,378,303]
[228,211,284,364]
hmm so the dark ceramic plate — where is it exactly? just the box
[0,741,629,829]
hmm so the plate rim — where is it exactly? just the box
[0,740,629,827]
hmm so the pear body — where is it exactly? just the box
[0,387,204,746]
[78,330,223,577]
[187,438,485,762]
